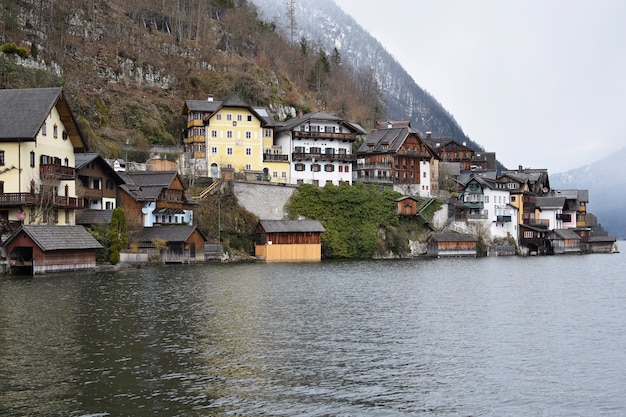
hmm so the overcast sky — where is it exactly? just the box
[333,0,626,173]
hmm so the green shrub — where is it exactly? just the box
[1,42,29,58]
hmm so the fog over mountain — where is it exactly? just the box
[251,0,481,151]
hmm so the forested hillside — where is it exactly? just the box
[0,0,382,159]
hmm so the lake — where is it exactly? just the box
[1,251,625,416]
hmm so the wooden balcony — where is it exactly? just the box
[293,131,357,141]
[187,119,205,128]
[263,154,289,162]
[40,164,75,180]
[0,193,83,209]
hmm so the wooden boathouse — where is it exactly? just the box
[255,220,325,262]
[426,232,478,257]
[3,225,102,275]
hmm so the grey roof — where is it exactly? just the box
[588,235,616,243]
[76,209,114,226]
[4,225,102,251]
[133,225,205,243]
[0,87,85,151]
[258,220,325,233]
[547,229,582,241]
[551,189,589,203]
[428,233,477,242]
[535,196,567,209]
[182,94,277,127]
[276,111,366,134]
[75,153,125,184]
[118,171,195,204]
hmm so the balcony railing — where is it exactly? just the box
[396,149,432,158]
[293,131,357,141]
[263,154,289,162]
[0,193,83,209]
[40,164,75,180]
[292,152,355,162]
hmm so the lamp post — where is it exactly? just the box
[125,138,130,171]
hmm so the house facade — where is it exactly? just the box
[273,112,363,186]
[181,94,277,179]
[0,88,85,235]
[426,233,477,257]
[462,175,518,242]
[356,127,440,197]
[118,171,196,228]
[425,136,475,171]
[75,153,124,211]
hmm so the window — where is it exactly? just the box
[245,148,252,155]
[324,164,334,172]
[53,124,58,138]
[245,131,252,139]
[30,151,35,167]
[211,130,218,138]
[272,171,278,178]
[216,114,222,121]
[507,183,516,189]
[227,131,233,139]
[211,147,218,155]
[0,151,4,166]
[245,164,251,170]
[295,163,305,171]
[247,115,253,122]
[62,130,68,140]
[0,181,3,193]
[227,147,233,155]
[53,209,59,224]
[485,196,489,203]
[282,171,287,178]
[237,114,242,122]
[226,163,233,168]
[106,201,114,210]
[226,114,232,121]
[42,122,47,135]
[106,179,114,190]
[265,129,272,137]
[344,165,350,172]
[311,164,321,172]
[339,166,343,172]
[91,178,101,190]
[65,210,70,224]
[524,231,533,238]
[511,196,517,202]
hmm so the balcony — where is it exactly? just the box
[396,149,432,158]
[40,164,75,180]
[292,152,355,162]
[0,193,83,209]
[187,119,205,128]
[263,154,289,162]
[293,131,357,141]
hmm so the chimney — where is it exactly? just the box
[518,165,523,172]
[207,94,214,102]
[426,131,432,138]
[387,121,393,129]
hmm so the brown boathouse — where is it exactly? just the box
[255,220,325,262]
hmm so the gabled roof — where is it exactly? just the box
[0,87,86,151]
[75,153,125,185]
[258,220,326,233]
[3,225,102,251]
[76,209,114,226]
[182,93,277,127]
[547,229,582,241]
[276,111,366,134]
[464,173,500,190]
[133,225,207,243]
[118,171,195,204]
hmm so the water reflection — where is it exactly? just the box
[1,253,625,416]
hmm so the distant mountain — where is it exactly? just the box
[551,147,626,239]
[250,0,482,151]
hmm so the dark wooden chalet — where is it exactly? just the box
[426,233,477,257]
[356,126,440,186]
[424,136,475,170]
[255,220,325,262]
[3,225,102,275]
[519,224,550,255]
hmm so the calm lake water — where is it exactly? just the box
[1,251,625,416]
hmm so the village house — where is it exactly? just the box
[356,126,440,197]
[130,224,207,264]
[255,219,325,262]
[118,171,197,229]
[462,174,518,243]
[424,135,475,171]
[0,87,85,237]
[273,112,364,186]
[181,94,277,180]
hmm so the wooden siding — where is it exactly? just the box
[255,243,322,262]
[427,241,477,257]
[397,198,418,216]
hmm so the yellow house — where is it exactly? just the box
[0,87,86,230]
[182,94,283,181]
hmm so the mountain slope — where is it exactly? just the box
[551,147,626,238]
[251,0,481,151]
